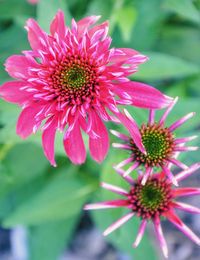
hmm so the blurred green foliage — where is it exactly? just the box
[0,0,199,259]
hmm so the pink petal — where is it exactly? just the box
[174,146,198,152]
[172,201,200,214]
[115,81,172,109]
[132,220,147,248]
[115,157,133,169]
[123,161,140,177]
[175,163,200,182]
[42,117,58,167]
[5,55,35,79]
[167,158,188,170]
[148,109,155,125]
[16,105,43,139]
[153,216,168,258]
[113,166,135,185]
[64,121,86,164]
[25,18,48,52]
[162,166,178,186]
[50,10,66,38]
[84,199,129,210]
[169,112,195,132]
[27,0,39,4]
[89,110,109,163]
[173,188,200,197]
[174,135,198,144]
[101,182,128,196]
[141,167,153,185]
[77,16,101,35]
[159,97,178,125]
[88,21,109,41]
[114,109,145,154]
[103,212,134,236]
[166,211,200,246]
[110,48,141,63]
[110,129,129,141]
[0,81,32,104]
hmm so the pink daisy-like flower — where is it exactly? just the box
[111,97,198,185]
[0,10,171,166]
[84,163,200,258]
[27,0,39,4]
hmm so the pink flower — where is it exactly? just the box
[84,163,200,258]
[111,97,198,185]
[0,10,171,166]
[27,0,39,4]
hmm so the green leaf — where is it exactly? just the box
[3,168,96,226]
[28,216,79,260]
[37,0,72,32]
[130,0,166,50]
[157,26,200,65]
[0,143,48,198]
[115,6,137,42]
[164,0,200,24]
[133,52,200,80]
[0,0,35,20]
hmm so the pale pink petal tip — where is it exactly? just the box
[159,96,178,125]
[132,220,147,248]
[100,182,128,196]
[103,212,134,236]
[163,166,179,186]
[154,217,168,258]
[175,162,200,182]
[169,112,196,132]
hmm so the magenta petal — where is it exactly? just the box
[42,117,58,167]
[166,211,200,246]
[103,212,134,236]
[110,48,140,63]
[114,109,145,154]
[0,81,32,104]
[50,10,66,38]
[5,55,34,79]
[173,187,200,197]
[77,16,100,35]
[172,201,200,214]
[89,110,109,163]
[64,122,86,164]
[25,18,47,52]
[84,199,129,210]
[115,81,172,109]
[133,220,147,248]
[153,216,168,258]
[16,105,42,139]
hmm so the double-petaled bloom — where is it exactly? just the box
[84,163,200,258]
[0,10,171,166]
[111,97,198,185]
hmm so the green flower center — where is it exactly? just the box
[62,65,87,89]
[50,57,98,105]
[129,177,172,219]
[140,184,164,210]
[130,123,175,167]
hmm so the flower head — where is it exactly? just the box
[84,163,200,258]
[0,10,171,166]
[27,0,39,4]
[111,97,198,185]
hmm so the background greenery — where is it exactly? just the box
[0,0,199,259]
